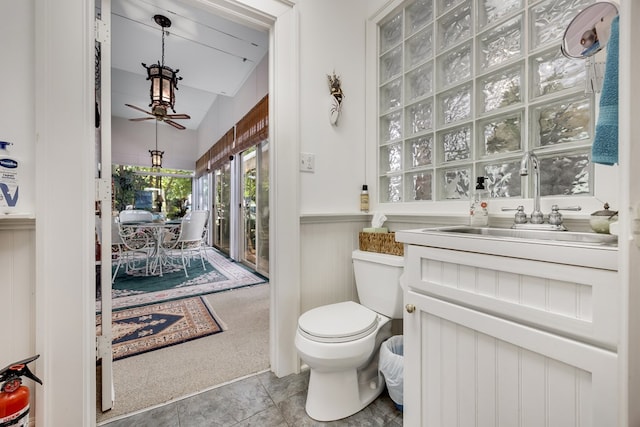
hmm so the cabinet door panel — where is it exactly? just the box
[404,290,617,426]
[405,245,618,348]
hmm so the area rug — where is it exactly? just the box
[96,296,224,361]
[97,247,267,311]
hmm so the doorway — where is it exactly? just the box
[99,1,273,420]
[36,0,299,423]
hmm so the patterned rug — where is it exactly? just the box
[96,297,224,361]
[97,247,267,311]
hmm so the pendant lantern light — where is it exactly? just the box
[142,14,182,113]
[150,120,164,168]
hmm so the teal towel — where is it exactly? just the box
[592,15,619,166]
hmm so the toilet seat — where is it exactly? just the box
[298,301,379,343]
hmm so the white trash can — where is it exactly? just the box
[379,335,403,411]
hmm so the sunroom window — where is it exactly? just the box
[377,0,595,204]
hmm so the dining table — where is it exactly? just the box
[119,220,182,277]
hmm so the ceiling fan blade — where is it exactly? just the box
[125,104,153,116]
[129,117,155,122]
[165,119,186,130]
[165,113,191,120]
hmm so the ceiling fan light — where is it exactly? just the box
[127,14,189,130]
[149,149,164,169]
[146,64,178,111]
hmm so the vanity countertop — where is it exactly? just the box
[395,227,618,271]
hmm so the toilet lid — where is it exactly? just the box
[298,301,379,343]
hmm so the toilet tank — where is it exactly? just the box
[352,249,404,319]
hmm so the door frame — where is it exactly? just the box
[96,0,115,412]
[34,0,300,424]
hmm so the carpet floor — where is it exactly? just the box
[97,247,266,311]
[96,282,270,424]
[96,297,224,361]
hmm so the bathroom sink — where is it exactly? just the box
[424,226,618,247]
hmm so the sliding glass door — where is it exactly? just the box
[213,163,231,255]
[240,141,268,276]
[241,147,257,266]
[196,174,210,244]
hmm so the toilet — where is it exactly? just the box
[295,249,404,421]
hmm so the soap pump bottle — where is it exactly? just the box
[360,185,369,213]
[470,176,489,226]
[0,141,19,212]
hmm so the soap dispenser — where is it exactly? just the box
[470,176,489,226]
[0,141,19,212]
[360,185,369,213]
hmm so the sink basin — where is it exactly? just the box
[424,226,618,247]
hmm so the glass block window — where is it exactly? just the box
[377,0,594,203]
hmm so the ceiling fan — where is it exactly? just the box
[125,103,190,130]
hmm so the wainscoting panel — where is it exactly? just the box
[300,215,369,314]
[0,220,36,365]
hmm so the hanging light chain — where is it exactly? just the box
[161,27,165,68]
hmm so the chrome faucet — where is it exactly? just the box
[501,151,582,230]
[520,151,544,224]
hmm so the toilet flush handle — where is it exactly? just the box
[405,304,415,314]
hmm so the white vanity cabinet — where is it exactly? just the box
[395,229,619,427]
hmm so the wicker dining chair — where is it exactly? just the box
[163,210,209,278]
[117,222,156,277]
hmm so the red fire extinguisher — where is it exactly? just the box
[0,355,42,427]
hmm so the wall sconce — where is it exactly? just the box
[327,71,344,126]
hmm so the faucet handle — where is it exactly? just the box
[502,205,528,224]
[514,205,528,224]
[552,205,582,211]
[548,205,563,226]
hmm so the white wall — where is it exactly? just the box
[296,1,374,316]
[112,117,197,170]
[297,0,369,214]
[0,0,37,419]
[194,0,373,216]
[0,0,35,217]
[197,54,269,156]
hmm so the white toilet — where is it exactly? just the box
[295,249,404,421]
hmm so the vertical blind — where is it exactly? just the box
[195,94,268,177]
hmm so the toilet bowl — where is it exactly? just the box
[295,250,404,421]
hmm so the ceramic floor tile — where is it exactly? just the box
[176,375,273,426]
[276,390,328,426]
[99,370,403,427]
[258,370,310,404]
[276,388,402,426]
[232,405,288,426]
[101,403,180,427]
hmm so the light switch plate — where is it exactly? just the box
[300,152,315,172]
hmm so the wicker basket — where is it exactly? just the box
[358,232,404,256]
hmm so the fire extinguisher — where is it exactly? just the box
[0,355,42,427]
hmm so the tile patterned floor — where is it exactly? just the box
[99,369,403,426]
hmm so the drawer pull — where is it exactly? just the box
[405,304,415,313]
